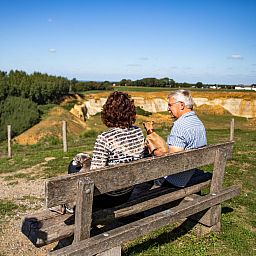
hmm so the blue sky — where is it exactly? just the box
[0,0,255,84]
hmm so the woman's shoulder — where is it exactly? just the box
[98,128,118,137]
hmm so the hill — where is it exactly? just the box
[14,106,86,145]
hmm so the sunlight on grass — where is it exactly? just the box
[0,107,255,255]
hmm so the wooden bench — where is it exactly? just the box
[22,137,240,255]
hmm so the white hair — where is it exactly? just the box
[168,90,194,109]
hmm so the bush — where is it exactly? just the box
[80,129,98,139]
[38,104,57,115]
[61,100,78,111]
[0,96,40,140]
[136,106,152,116]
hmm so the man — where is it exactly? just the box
[150,89,207,187]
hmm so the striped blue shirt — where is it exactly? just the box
[167,111,207,149]
[165,111,207,187]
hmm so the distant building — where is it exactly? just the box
[251,84,256,91]
[235,85,256,91]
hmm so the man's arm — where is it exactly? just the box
[152,145,184,156]
[169,146,184,153]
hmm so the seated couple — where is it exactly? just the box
[67,90,207,211]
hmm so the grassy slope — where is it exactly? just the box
[0,90,255,255]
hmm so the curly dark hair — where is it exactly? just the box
[101,91,136,128]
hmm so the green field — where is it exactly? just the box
[0,109,255,255]
[112,86,249,93]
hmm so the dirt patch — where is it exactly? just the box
[14,106,87,145]
[195,104,231,115]
[0,162,58,255]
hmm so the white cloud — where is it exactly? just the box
[138,57,149,61]
[127,64,141,67]
[228,54,243,60]
[49,48,56,53]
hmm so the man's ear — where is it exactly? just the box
[180,102,185,110]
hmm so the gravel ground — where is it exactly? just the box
[0,161,58,256]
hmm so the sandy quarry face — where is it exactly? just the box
[14,106,87,145]
[13,91,256,145]
[71,91,256,119]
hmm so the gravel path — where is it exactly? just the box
[0,160,58,256]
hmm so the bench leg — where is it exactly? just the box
[191,205,221,237]
[182,195,221,237]
[192,147,228,236]
[96,246,121,256]
[190,148,227,236]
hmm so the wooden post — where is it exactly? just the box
[230,118,234,141]
[189,148,228,236]
[73,177,94,243]
[97,246,121,256]
[62,121,67,152]
[206,148,228,231]
[7,125,12,158]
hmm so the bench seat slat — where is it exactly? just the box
[22,179,211,247]
[50,185,240,256]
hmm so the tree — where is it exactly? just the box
[0,96,40,140]
[196,82,203,88]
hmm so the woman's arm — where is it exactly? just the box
[90,135,109,170]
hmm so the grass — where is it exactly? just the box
[122,131,256,256]
[113,86,174,92]
[0,110,255,255]
[113,86,256,94]
[0,200,19,217]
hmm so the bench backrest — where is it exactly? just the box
[45,141,233,208]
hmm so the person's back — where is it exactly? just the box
[90,126,144,170]
[90,91,145,207]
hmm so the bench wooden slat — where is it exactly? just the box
[50,185,240,256]
[74,177,94,243]
[22,179,211,247]
[207,147,229,230]
[46,142,233,207]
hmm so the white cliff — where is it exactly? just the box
[70,96,256,120]
[194,97,256,118]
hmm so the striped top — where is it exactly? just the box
[90,126,145,197]
[165,111,207,187]
[90,126,145,170]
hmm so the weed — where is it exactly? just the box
[7,181,18,186]
[0,200,19,217]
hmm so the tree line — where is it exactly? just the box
[0,70,113,141]
[0,70,70,104]
[0,69,253,141]
[0,70,70,140]
[116,78,242,89]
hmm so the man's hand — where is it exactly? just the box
[145,139,168,156]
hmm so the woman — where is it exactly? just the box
[90,91,145,207]
[67,91,145,209]
[51,92,144,248]
[91,91,144,169]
